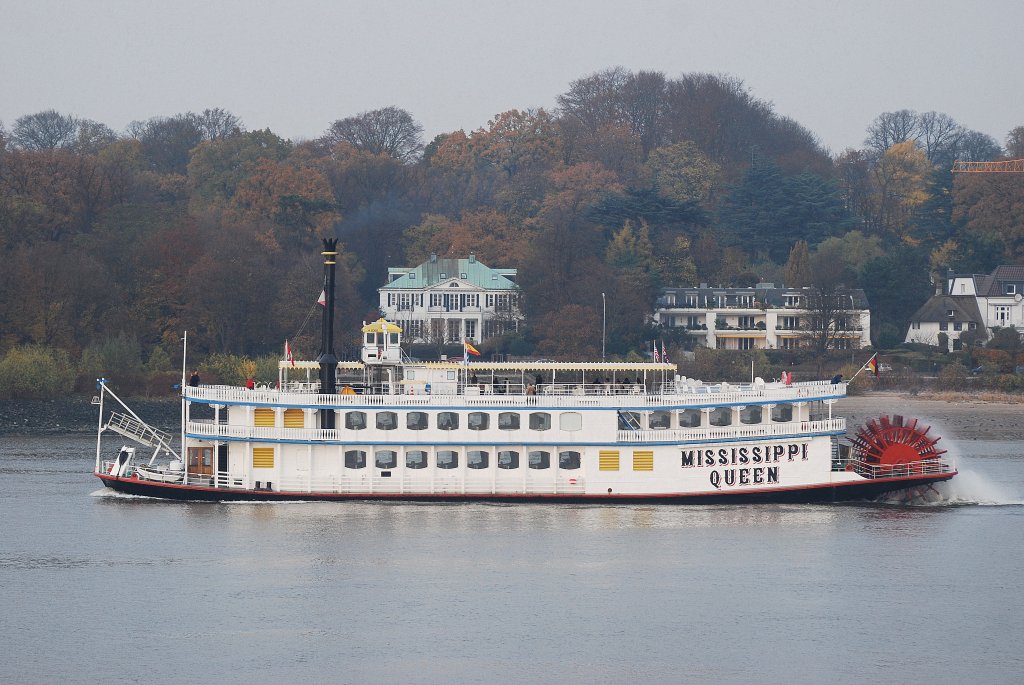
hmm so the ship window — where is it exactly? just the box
[375,450,397,469]
[406,450,427,469]
[559,412,583,431]
[497,450,519,469]
[498,412,520,430]
[559,451,581,470]
[376,411,398,430]
[468,412,489,430]
[468,450,489,469]
[771,404,793,422]
[437,450,458,469]
[678,409,702,428]
[344,450,366,469]
[529,412,551,430]
[438,412,459,430]
[649,411,671,429]
[389,333,399,345]
[709,407,732,426]
[365,333,374,344]
[407,411,428,430]
[740,406,762,424]
[345,411,366,430]
[529,451,550,469]
[618,411,641,430]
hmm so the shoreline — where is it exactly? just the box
[3,391,1022,443]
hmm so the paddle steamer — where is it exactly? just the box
[93,241,956,503]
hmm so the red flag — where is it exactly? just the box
[464,341,481,356]
[661,339,668,364]
[285,340,295,367]
[653,341,660,363]
[317,290,326,307]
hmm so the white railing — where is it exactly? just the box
[185,381,846,409]
[617,418,847,443]
[846,459,955,479]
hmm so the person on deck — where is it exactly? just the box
[245,377,255,390]
[189,370,200,387]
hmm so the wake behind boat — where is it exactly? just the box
[93,240,956,503]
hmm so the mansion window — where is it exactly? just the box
[780,316,800,330]
[1006,284,1017,295]
[738,338,755,350]
[996,306,1010,325]
[737,316,754,329]
[683,294,698,308]
[687,315,702,328]
[784,295,801,307]
[781,338,800,350]
[736,295,754,308]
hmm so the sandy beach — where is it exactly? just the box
[838,391,1024,442]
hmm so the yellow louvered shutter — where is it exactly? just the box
[283,408,304,428]
[252,447,274,469]
[254,408,275,427]
[633,450,654,471]
[599,450,620,471]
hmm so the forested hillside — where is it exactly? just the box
[1,68,1022,396]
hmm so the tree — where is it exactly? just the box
[865,110,920,157]
[1006,126,1024,158]
[784,241,810,287]
[860,246,932,347]
[128,113,206,174]
[641,141,719,204]
[871,141,931,239]
[11,110,78,150]
[323,106,424,162]
[533,304,601,359]
[187,129,292,205]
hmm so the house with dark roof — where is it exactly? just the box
[378,253,521,344]
[905,266,1023,350]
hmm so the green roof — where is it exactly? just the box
[382,255,517,290]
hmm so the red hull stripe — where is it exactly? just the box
[96,470,957,501]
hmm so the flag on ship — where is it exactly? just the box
[285,340,295,366]
[661,339,668,364]
[653,341,660,363]
[464,341,481,356]
[317,290,326,306]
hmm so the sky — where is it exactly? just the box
[2,0,1021,155]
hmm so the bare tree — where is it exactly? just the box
[323,106,423,162]
[953,129,1002,162]
[11,110,79,150]
[1007,126,1024,158]
[73,119,118,154]
[917,111,964,164]
[557,67,631,134]
[195,108,244,140]
[864,109,920,156]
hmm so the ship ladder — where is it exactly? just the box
[617,409,643,431]
[104,412,178,462]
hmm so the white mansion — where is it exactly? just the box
[904,266,1024,350]
[654,283,872,350]
[378,254,522,344]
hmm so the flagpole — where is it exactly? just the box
[849,353,877,382]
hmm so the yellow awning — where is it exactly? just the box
[361,318,402,334]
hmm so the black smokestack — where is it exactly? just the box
[318,238,339,427]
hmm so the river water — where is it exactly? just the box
[2,435,1023,684]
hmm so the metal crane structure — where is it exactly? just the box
[951,159,1024,173]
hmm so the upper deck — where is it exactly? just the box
[185,378,847,410]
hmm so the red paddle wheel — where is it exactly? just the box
[849,415,947,473]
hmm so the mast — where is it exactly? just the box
[318,238,339,428]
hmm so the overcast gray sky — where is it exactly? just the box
[2,0,1021,154]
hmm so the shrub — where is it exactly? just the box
[0,345,77,399]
